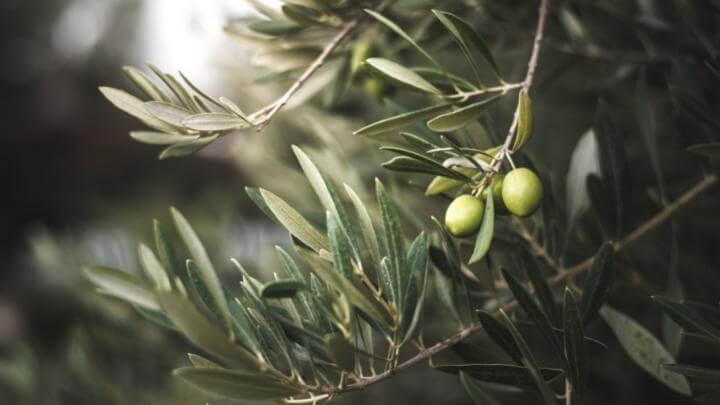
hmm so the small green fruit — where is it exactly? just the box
[481,174,508,214]
[445,194,485,237]
[364,77,388,100]
[501,168,543,217]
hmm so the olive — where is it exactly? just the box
[481,174,509,214]
[445,194,485,237]
[501,168,543,217]
[363,77,389,100]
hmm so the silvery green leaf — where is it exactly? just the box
[144,101,194,128]
[344,183,382,268]
[427,95,501,132]
[258,188,330,252]
[580,242,615,325]
[469,190,495,264]
[171,207,234,336]
[459,371,501,405]
[355,103,452,136]
[187,353,222,369]
[138,243,172,291]
[248,19,303,36]
[376,179,407,308]
[364,58,442,94]
[476,310,523,365]
[324,333,355,372]
[512,90,533,152]
[173,367,300,400]
[158,134,219,159]
[652,296,720,341]
[153,219,179,278]
[148,65,201,112]
[84,266,160,311]
[130,131,199,145]
[365,9,439,66]
[99,87,176,133]
[436,363,563,386]
[183,113,252,132]
[441,156,492,171]
[260,279,308,299]
[122,65,172,103]
[563,288,588,399]
[600,305,691,395]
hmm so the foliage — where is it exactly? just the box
[89,0,720,404]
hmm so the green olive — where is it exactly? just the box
[501,168,543,217]
[363,77,388,100]
[481,174,509,214]
[445,194,485,237]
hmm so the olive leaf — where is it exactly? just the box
[468,189,495,264]
[354,103,453,136]
[364,58,442,94]
[84,266,160,311]
[563,288,588,399]
[173,367,300,400]
[260,280,308,299]
[512,90,533,152]
[427,95,501,132]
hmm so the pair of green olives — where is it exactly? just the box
[445,168,543,237]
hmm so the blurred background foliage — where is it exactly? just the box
[2,0,720,404]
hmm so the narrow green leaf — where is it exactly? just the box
[663,364,720,383]
[431,10,500,80]
[594,100,628,239]
[425,168,478,196]
[158,292,262,370]
[182,112,252,132]
[84,266,160,311]
[364,58,442,94]
[327,212,353,278]
[427,96,500,132]
[170,207,233,336]
[158,134,219,159]
[148,65,200,112]
[436,363,563,386]
[247,19,302,36]
[521,253,558,325]
[469,189,495,264]
[122,65,172,103]
[138,243,172,291]
[187,353,222,369]
[502,269,563,362]
[563,288,587,399]
[498,309,557,405]
[355,103,452,136]
[652,296,720,340]
[245,186,279,223]
[344,183,382,268]
[476,310,523,365]
[376,179,407,309]
[260,279,308,299]
[580,242,615,326]
[381,146,472,181]
[153,219,179,278]
[98,87,175,132]
[402,246,429,344]
[144,101,193,127]
[365,9,439,66]
[324,333,355,372]
[130,131,199,145]
[512,90,533,152]
[258,188,330,253]
[173,367,299,400]
[459,371,501,405]
[600,305,691,395]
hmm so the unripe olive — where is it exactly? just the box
[363,77,388,100]
[501,168,543,217]
[481,174,509,214]
[445,194,485,237]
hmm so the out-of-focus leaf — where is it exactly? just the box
[183,112,252,132]
[563,288,588,399]
[437,363,563,386]
[324,333,355,372]
[364,58,442,94]
[84,266,160,311]
[247,19,302,36]
[171,207,233,335]
[652,296,720,341]
[636,69,666,198]
[469,189,495,264]
[459,371,501,405]
[521,252,558,325]
[158,134,219,159]
[687,143,720,159]
[260,280,307,299]
[130,131,199,145]
[173,367,299,400]
[354,103,453,136]
[153,219,179,278]
[365,9,438,66]
[663,364,720,383]
[187,353,222,369]
[427,96,500,132]
[512,90,533,152]
[594,100,628,239]
[138,243,172,291]
[158,292,262,370]
[431,10,500,79]
[600,305,691,395]
[580,242,615,326]
[566,128,601,225]
[258,189,330,253]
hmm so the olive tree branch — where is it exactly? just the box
[320,172,717,396]
[250,17,362,130]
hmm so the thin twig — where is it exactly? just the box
[252,17,362,130]
[319,173,717,395]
